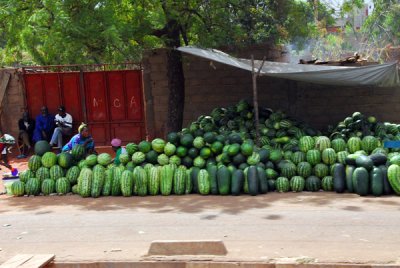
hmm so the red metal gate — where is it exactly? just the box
[23,64,145,146]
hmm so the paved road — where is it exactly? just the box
[1,192,400,264]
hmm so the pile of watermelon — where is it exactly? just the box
[10,100,400,198]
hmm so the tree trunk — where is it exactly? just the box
[164,18,185,134]
[165,48,185,133]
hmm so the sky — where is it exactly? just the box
[320,0,374,16]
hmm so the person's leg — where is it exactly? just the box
[50,127,61,146]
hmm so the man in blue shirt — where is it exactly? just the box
[32,106,55,143]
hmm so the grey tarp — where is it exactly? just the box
[177,46,400,87]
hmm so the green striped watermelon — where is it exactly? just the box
[299,136,315,153]
[322,148,336,165]
[50,165,64,180]
[160,164,175,195]
[19,170,35,183]
[78,168,93,198]
[56,177,71,195]
[36,167,50,182]
[58,152,73,168]
[28,155,42,172]
[388,164,400,195]
[41,179,55,195]
[290,176,305,192]
[331,138,347,153]
[297,162,312,178]
[197,169,210,195]
[276,177,290,193]
[66,166,80,185]
[321,176,334,191]
[306,149,321,165]
[71,144,86,161]
[314,163,329,178]
[135,167,147,196]
[347,137,361,153]
[41,152,58,168]
[11,181,25,196]
[148,166,160,195]
[120,169,134,197]
[174,166,187,195]
[91,165,105,198]
[25,177,40,196]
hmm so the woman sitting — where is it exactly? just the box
[62,123,95,155]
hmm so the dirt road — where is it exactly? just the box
[1,192,400,265]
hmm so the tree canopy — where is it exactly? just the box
[0,0,331,66]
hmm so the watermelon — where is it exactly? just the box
[337,151,349,164]
[132,152,146,164]
[111,167,123,196]
[332,163,346,193]
[297,162,312,178]
[56,177,71,194]
[217,165,231,195]
[71,144,86,161]
[322,148,336,165]
[98,153,112,166]
[388,164,400,195]
[280,161,297,179]
[50,165,64,180]
[185,168,193,194]
[276,177,290,193]
[19,170,35,183]
[138,141,152,153]
[11,181,25,196]
[315,136,331,151]
[85,154,98,166]
[193,137,205,149]
[151,138,166,153]
[78,168,93,198]
[160,164,174,195]
[322,176,334,191]
[305,176,321,192]
[347,137,361,153]
[25,178,40,196]
[361,136,379,154]
[125,143,138,155]
[118,169,133,197]
[91,165,105,197]
[148,166,160,195]
[173,166,187,195]
[28,155,42,172]
[306,150,321,166]
[36,167,50,182]
[119,153,130,165]
[290,176,305,192]
[331,138,347,153]
[291,151,306,165]
[164,142,177,156]
[370,167,383,196]
[34,140,52,156]
[58,152,73,168]
[135,167,148,196]
[299,136,315,153]
[102,169,113,196]
[41,152,58,168]
[157,154,169,165]
[314,163,329,179]
[167,132,179,145]
[169,155,181,166]
[197,169,210,195]
[266,168,279,180]
[352,167,369,196]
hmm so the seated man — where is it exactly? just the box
[50,106,73,149]
[32,106,55,143]
[0,131,15,170]
[62,123,95,155]
[17,111,35,158]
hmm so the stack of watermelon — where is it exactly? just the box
[11,99,400,198]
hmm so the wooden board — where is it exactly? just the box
[0,254,55,268]
[0,72,11,117]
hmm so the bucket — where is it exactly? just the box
[2,177,20,196]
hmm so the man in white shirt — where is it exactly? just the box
[50,106,73,149]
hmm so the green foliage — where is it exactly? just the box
[0,0,323,66]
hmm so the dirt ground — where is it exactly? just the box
[2,151,400,265]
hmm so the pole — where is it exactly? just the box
[251,55,266,147]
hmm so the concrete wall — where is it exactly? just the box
[143,48,400,139]
[0,69,26,139]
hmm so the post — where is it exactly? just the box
[251,55,266,147]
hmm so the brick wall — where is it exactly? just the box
[143,48,400,138]
[0,69,26,139]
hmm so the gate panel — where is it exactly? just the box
[107,72,126,121]
[25,74,44,117]
[85,72,108,122]
[125,71,143,121]
[24,65,145,146]
[42,73,61,112]
[60,73,83,128]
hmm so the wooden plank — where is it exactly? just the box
[19,254,55,268]
[0,72,11,106]
[0,254,55,268]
